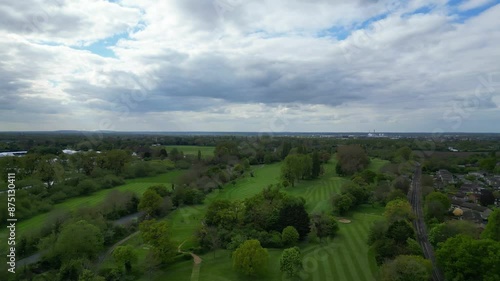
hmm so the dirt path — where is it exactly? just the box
[178,240,203,280]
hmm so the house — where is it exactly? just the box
[437,169,455,184]
[485,176,500,189]
[0,151,28,157]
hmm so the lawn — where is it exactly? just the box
[164,146,215,158]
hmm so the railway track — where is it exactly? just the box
[408,163,445,281]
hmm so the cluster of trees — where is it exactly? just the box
[424,191,451,223]
[280,151,325,187]
[435,208,500,281]
[6,190,140,281]
[331,181,371,215]
[368,199,422,267]
[198,187,339,263]
[15,189,138,261]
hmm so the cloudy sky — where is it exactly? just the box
[1,0,499,132]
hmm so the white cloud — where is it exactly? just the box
[458,0,494,11]
[0,1,499,132]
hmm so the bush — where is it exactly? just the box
[282,226,299,246]
[77,179,98,195]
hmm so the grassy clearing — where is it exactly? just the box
[367,158,390,173]
[164,146,215,158]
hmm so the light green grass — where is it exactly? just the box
[367,158,390,173]
[164,146,215,158]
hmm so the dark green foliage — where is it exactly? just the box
[380,255,432,281]
[481,208,500,241]
[386,220,415,244]
[310,213,339,240]
[429,220,480,247]
[436,235,500,281]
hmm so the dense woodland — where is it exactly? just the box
[0,132,499,281]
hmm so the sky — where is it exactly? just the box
[0,0,499,133]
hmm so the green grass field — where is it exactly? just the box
[134,158,384,281]
[164,146,215,158]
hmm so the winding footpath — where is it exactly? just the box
[178,240,203,281]
[408,164,445,281]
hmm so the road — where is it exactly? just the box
[408,164,445,281]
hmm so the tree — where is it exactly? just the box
[393,177,411,194]
[138,189,162,217]
[386,220,415,244]
[277,196,310,240]
[380,255,432,281]
[367,220,388,245]
[282,226,300,246]
[78,269,106,281]
[54,220,104,261]
[331,193,353,215]
[311,151,321,178]
[140,219,176,264]
[205,226,222,258]
[336,145,370,175]
[281,154,312,186]
[205,199,243,228]
[280,247,302,278]
[481,208,500,241]
[436,235,500,281]
[429,220,480,246]
[113,245,137,273]
[232,239,269,276]
[480,189,495,206]
[424,192,451,222]
[159,148,168,159]
[310,213,338,241]
[384,199,414,223]
[197,149,202,161]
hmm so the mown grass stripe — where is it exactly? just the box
[343,223,373,281]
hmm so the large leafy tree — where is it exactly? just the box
[436,235,500,281]
[205,199,244,228]
[113,245,138,273]
[54,220,104,261]
[424,192,451,222]
[331,193,353,215]
[380,255,432,281]
[280,247,302,278]
[232,239,269,276]
[277,196,310,240]
[429,220,480,246]
[310,213,339,241]
[384,199,414,223]
[335,145,370,175]
[140,219,176,264]
[138,189,163,217]
[481,208,500,241]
